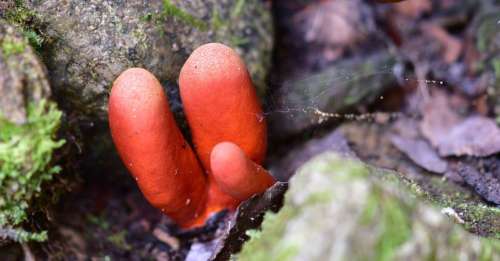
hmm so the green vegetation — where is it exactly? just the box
[107,230,131,251]
[160,0,208,31]
[0,100,65,242]
[1,37,26,57]
[87,213,110,230]
[4,0,45,52]
[476,12,499,53]
[230,0,246,19]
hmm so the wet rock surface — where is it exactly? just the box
[26,0,273,119]
[0,20,50,123]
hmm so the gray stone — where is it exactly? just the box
[25,0,273,119]
[238,153,500,260]
[0,20,51,123]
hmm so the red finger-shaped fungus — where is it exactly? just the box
[179,43,268,211]
[210,142,276,201]
[109,68,208,228]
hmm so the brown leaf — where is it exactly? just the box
[420,91,461,148]
[438,116,500,157]
[153,227,180,250]
[420,91,500,157]
[390,134,448,173]
[294,0,368,48]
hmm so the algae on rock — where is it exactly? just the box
[25,0,273,119]
[239,153,500,261]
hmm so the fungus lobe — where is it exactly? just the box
[179,43,268,211]
[109,68,207,228]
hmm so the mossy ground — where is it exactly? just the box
[0,100,64,242]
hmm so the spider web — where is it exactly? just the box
[260,58,449,137]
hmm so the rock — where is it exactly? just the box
[25,0,273,119]
[238,153,500,260]
[340,121,500,237]
[0,20,51,124]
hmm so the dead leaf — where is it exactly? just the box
[153,227,180,250]
[420,91,500,157]
[420,91,461,148]
[438,116,500,157]
[295,0,369,48]
[390,134,448,173]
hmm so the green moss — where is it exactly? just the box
[230,0,246,19]
[4,1,36,25]
[107,231,131,251]
[239,154,500,259]
[161,0,208,31]
[1,37,26,56]
[209,1,251,49]
[87,214,110,230]
[476,12,499,53]
[239,205,300,261]
[492,58,500,78]
[0,227,47,242]
[0,100,65,242]
[479,238,500,261]
[140,12,154,22]
[374,193,412,261]
[210,8,224,31]
[4,0,45,52]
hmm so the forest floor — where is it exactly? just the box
[4,0,500,260]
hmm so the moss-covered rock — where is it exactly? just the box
[0,20,50,124]
[339,121,500,238]
[0,100,64,244]
[238,153,500,260]
[22,0,273,119]
[0,20,64,244]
